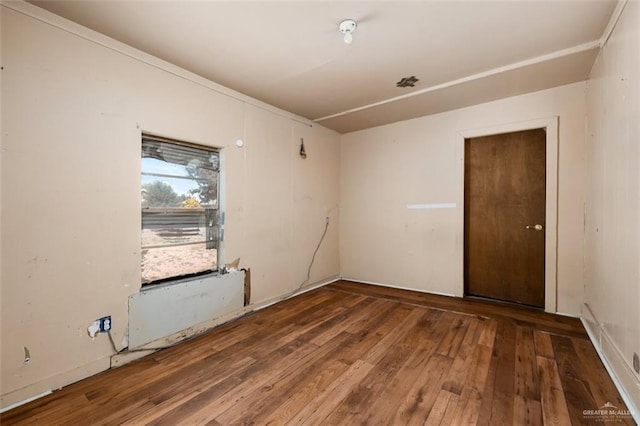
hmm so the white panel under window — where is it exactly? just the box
[128,272,244,348]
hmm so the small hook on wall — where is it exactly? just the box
[299,138,307,159]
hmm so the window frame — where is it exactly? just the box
[141,134,222,287]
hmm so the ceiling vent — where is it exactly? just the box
[396,76,419,88]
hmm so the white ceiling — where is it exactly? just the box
[29,1,617,133]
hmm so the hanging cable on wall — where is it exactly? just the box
[301,216,329,288]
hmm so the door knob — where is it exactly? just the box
[526,224,544,231]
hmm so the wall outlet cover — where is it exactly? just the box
[99,316,112,332]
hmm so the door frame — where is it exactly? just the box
[456,117,558,313]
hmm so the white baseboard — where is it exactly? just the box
[555,311,580,318]
[0,357,110,411]
[339,277,457,298]
[253,275,341,311]
[581,304,640,423]
[0,391,51,414]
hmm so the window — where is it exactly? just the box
[141,135,220,285]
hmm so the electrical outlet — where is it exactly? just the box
[633,352,640,374]
[99,316,112,332]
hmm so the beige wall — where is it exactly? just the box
[0,6,340,405]
[4,0,637,413]
[340,82,587,315]
[584,1,639,412]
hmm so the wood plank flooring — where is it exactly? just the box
[2,280,634,425]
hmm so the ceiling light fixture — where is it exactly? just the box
[339,19,357,44]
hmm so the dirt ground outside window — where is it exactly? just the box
[141,228,217,284]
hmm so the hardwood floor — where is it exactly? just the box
[2,280,634,425]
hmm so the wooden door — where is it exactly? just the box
[464,129,546,308]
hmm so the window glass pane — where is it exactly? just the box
[182,168,218,207]
[142,139,219,172]
[142,210,208,248]
[141,176,217,208]
[141,244,218,284]
[142,157,191,178]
